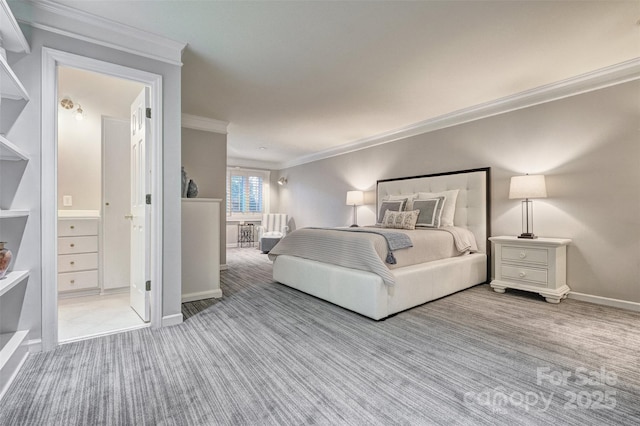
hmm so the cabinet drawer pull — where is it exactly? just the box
[519,251,526,259]
[70,243,75,248]
[70,225,75,229]
[70,261,75,265]
[70,280,75,284]
[518,271,527,278]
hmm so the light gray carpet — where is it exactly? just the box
[1,248,639,425]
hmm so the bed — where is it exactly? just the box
[270,167,491,320]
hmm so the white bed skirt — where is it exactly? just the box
[272,253,487,320]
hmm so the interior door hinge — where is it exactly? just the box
[146,194,151,205]
[146,107,151,119]
[146,280,151,291]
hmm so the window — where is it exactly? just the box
[226,168,270,219]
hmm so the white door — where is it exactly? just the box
[129,87,151,322]
[102,117,131,290]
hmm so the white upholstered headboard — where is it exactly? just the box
[376,168,491,254]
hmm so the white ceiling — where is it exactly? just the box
[49,1,639,168]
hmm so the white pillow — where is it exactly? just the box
[416,189,459,227]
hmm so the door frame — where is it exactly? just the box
[41,47,164,351]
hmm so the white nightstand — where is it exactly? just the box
[489,236,571,303]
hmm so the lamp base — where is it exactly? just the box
[349,224,359,228]
[517,233,537,239]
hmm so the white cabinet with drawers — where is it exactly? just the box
[489,236,571,303]
[57,217,100,294]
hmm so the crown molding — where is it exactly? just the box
[182,113,229,134]
[9,0,186,66]
[277,58,640,170]
[227,157,279,171]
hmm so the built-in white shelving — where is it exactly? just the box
[0,270,29,297]
[0,135,29,161]
[0,0,32,401]
[0,209,29,218]
[0,55,29,101]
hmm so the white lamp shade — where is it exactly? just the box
[509,175,547,199]
[346,190,364,206]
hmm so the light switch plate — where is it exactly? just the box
[63,195,73,206]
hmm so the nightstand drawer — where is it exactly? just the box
[58,270,99,292]
[501,265,548,286]
[502,246,548,266]
[58,253,98,273]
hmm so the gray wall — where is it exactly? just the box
[277,81,640,304]
[181,128,227,265]
[11,24,183,339]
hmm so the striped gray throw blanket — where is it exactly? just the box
[315,227,413,265]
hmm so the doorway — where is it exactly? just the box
[56,66,148,342]
[41,48,164,351]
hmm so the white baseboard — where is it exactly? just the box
[162,313,184,327]
[100,286,129,295]
[181,289,223,303]
[568,292,640,312]
[28,339,42,353]
[220,264,228,271]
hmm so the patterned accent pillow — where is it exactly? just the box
[381,209,420,230]
[414,197,445,228]
[377,199,407,223]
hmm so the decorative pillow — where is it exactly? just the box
[377,199,407,223]
[381,209,420,230]
[416,189,459,227]
[384,193,417,210]
[413,197,445,228]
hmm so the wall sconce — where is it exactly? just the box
[60,97,84,121]
[75,105,84,121]
[277,177,287,186]
[346,190,364,227]
[509,174,547,239]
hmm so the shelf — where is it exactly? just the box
[0,134,28,161]
[0,330,29,399]
[0,0,30,54]
[0,270,28,297]
[0,209,29,218]
[0,55,29,101]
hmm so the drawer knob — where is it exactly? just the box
[70,261,75,265]
[518,271,527,278]
[519,251,526,259]
[70,225,75,229]
[70,243,75,248]
[70,280,75,284]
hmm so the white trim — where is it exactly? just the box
[182,114,229,134]
[41,47,164,351]
[59,324,149,344]
[227,157,279,171]
[162,313,183,327]
[181,289,222,303]
[220,264,228,271]
[568,292,640,313]
[277,58,640,170]
[27,339,42,353]
[11,0,185,66]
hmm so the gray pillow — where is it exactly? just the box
[414,197,445,228]
[377,199,407,223]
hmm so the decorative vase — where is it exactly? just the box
[187,179,198,198]
[0,242,12,279]
[181,166,188,198]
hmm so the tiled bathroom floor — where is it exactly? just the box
[58,292,148,342]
